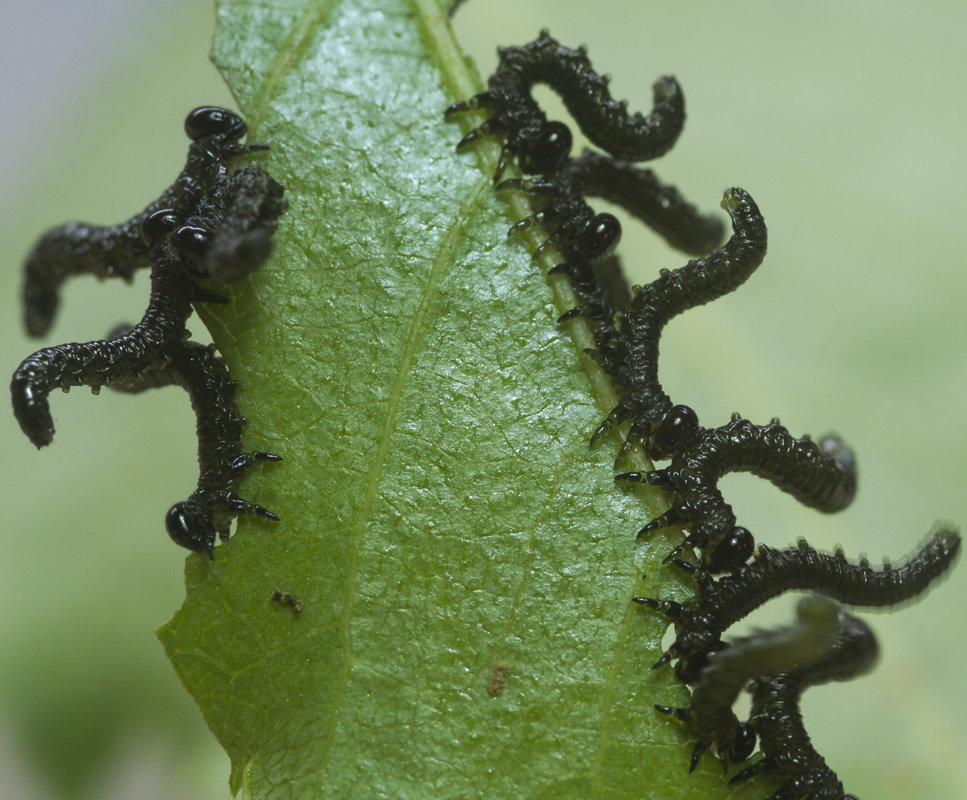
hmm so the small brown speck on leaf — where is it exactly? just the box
[487,660,510,696]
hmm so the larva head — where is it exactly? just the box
[165,501,216,558]
[169,225,214,277]
[140,208,183,248]
[721,722,756,765]
[573,213,621,262]
[184,106,247,142]
[705,526,755,573]
[172,223,211,255]
[650,405,700,458]
[520,121,572,173]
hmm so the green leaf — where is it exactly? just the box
[157,1,772,797]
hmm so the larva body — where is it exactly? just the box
[446,30,685,179]
[622,418,857,572]
[729,607,878,800]
[592,187,767,456]
[634,528,960,683]
[21,107,264,337]
[114,335,281,555]
[655,595,853,772]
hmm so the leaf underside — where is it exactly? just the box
[157,1,772,798]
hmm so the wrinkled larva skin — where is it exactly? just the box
[729,608,879,800]
[447,28,960,800]
[11,107,286,555]
[11,220,200,449]
[634,528,960,684]
[21,106,265,338]
[498,151,726,427]
[445,29,685,180]
[447,30,720,390]
[112,335,281,557]
[592,187,767,455]
[506,148,724,338]
[12,164,286,451]
[560,149,724,257]
[620,417,857,572]
[655,595,846,774]
[446,33,750,481]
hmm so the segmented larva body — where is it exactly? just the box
[553,254,635,386]
[446,33,726,429]
[12,164,288,451]
[500,150,724,390]
[619,417,857,572]
[500,170,622,291]
[441,29,960,800]
[503,149,723,280]
[12,110,287,555]
[445,29,685,179]
[590,187,767,456]
[633,527,960,683]
[113,335,281,556]
[11,211,201,449]
[501,148,726,351]
[545,149,726,380]
[552,157,721,389]
[500,164,625,376]
[21,107,264,337]
[655,595,850,773]
[562,149,725,258]
[728,608,878,800]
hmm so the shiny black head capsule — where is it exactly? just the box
[140,208,183,248]
[184,106,247,142]
[650,405,700,458]
[706,526,755,573]
[165,501,215,558]
[521,121,573,173]
[574,213,621,261]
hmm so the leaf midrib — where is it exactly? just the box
[320,176,495,775]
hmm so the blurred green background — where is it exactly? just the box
[0,1,964,798]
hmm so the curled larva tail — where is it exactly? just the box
[624,418,859,572]
[11,245,196,449]
[491,31,686,162]
[446,30,686,178]
[593,187,767,449]
[635,527,959,684]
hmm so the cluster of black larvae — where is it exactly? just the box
[11,107,287,557]
[635,528,959,785]
[446,30,961,798]
[657,594,879,798]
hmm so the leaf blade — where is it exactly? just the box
[159,1,767,797]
